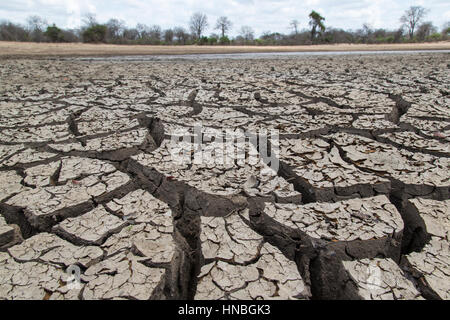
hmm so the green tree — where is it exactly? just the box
[44,24,64,42]
[197,36,209,45]
[219,36,230,45]
[208,36,218,45]
[82,24,107,43]
[309,10,326,42]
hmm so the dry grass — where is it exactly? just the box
[0,41,449,58]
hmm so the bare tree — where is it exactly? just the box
[215,16,232,38]
[361,23,373,43]
[443,22,450,38]
[239,26,254,41]
[290,19,299,35]
[0,21,29,41]
[400,6,428,39]
[416,22,436,41]
[174,26,189,44]
[136,23,149,39]
[444,22,450,32]
[164,29,174,44]
[149,25,162,43]
[26,15,47,42]
[106,19,125,41]
[82,13,98,28]
[123,28,139,41]
[189,12,208,39]
[394,27,405,42]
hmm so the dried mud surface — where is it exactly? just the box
[0,53,449,300]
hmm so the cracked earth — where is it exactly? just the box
[0,53,449,300]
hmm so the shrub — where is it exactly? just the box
[196,36,209,45]
[429,33,442,41]
[219,36,230,45]
[208,36,217,45]
[254,39,264,46]
[82,24,107,43]
[385,36,395,43]
[44,24,64,42]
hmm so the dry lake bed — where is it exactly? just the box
[0,51,449,300]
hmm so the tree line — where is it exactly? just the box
[1,6,448,45]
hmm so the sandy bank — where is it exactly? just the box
[0,41,449,58]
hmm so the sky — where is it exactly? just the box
[0,0,449,37]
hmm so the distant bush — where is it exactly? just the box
[208,36,217,45]
[375,36,395,43]
[219,36,230,45]
[386,36,395,43]
[82,24,107,43]
[196,36,208,45]
[254,39,264,46]
[45,24,65,42]
[61,29,80,43]
[429,33,442,41]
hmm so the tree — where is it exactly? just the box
[27,15,47,42]
[239,26,255,41]
[82,24,107,43]
[174,26,189,44]
[164,29,174,44]
[208,36,218,45]
[215,16,232,38]
[60,29,79,43]
[123,28,139,41]
[148,25,162,44]
[219,36,230,45]
[290,19,299,35]
[362,23,373,43]
[0,21,29,41]
[260,31,285,45]
[416,22,436,41]
[189,12,208,39]
[442,21,450,37]
[309,10,326,41]
[44,24,64,42]
[82,13,98,28]
[394,27,404,43]
[400,6,427,39]
[136,23,149,39]
[106,19,125,42]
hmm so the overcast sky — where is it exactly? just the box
[0,0,449,36]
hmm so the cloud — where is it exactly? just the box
[0,0,448,35]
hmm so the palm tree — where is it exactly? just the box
[309,10,326,42]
